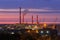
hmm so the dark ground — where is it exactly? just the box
[0,33,59,40]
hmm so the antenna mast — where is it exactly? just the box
[32,15,33,24]
[36,15,39,24]
[19,7,21,24]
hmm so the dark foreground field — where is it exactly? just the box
[0,33,59,40]
[57,36,60,40]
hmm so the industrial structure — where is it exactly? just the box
[0,7,58,40]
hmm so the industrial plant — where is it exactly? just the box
[0,7,59,40]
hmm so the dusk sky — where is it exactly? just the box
[0,0,60,9]
[0,0,60,24]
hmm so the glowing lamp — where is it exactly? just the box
[43,23,47,28]
[11,32,14,34]
[46,31,50,33]
[36,30,39,33]
[41,31,44,33]
[27,30,30,33]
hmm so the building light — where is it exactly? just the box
[27,29,30,33]
[34,25,38,29]
[11,32,14,34]
[41,31,44,33]
[43,23,47,28]
[46,31,50,33]
[36,30,39,33]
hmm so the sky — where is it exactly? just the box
[0,0,60,9]
[0,0,60,24]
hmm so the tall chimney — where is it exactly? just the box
[32,15,33,24]
[19,7,21,24]
[36,15,39,24]
[23,9,27,24]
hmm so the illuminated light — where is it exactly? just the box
[32,28,35,30]
[52,25,55,29]
[27,30,30,33]
[43,23,47,28]
[11,32,14,34]
[34,25,38,29]
[32,25,38,30]
[11,28,14,29]
[46,31,50,33]
[36,30,39,33]
[41,31,44,33]
[29,25,31,29]
[7,27,10,29]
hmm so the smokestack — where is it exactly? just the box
[23,9,27,24]
[36,15,39,24]
[19,7,21,24]
[32,15,33,24]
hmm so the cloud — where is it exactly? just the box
[0,8,60,12]
[0,8,60,24]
